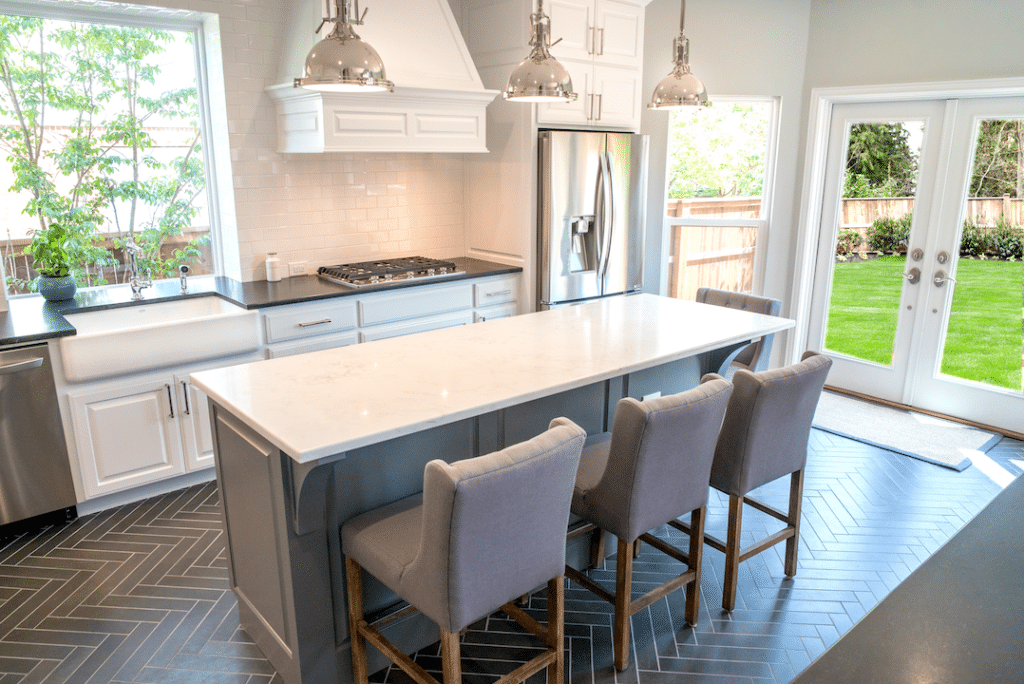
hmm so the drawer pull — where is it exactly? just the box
[298,319,332,328]
[486,290,513,297]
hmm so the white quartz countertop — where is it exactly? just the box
[190,294,794,464]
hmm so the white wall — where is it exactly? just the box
[639,0,811,309]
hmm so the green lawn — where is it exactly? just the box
[826,256,1024,390]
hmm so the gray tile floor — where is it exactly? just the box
[2,428,1022,684]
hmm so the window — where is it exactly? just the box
[0,1,232,296]
[663,98,779,301]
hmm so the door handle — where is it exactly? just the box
[597,151,614,293]
[900,267,921,285]
[933,270,957,287]
[0,357,43,375]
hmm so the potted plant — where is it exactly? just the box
[25,222,78,301]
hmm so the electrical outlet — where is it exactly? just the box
[288,261,307,276]
[642,391,662,402]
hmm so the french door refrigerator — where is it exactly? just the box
[537,129,648,309]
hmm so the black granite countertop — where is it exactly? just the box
[0,257,521,347]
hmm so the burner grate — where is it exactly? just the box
[317,257,463,288]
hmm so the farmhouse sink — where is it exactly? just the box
[59,296,260,383]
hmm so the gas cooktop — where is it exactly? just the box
[317,257,464,289]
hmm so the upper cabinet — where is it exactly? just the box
[268,0,498,153]
[464,0,647,131]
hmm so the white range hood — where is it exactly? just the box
[269,0,499,153]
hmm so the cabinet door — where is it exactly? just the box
[175,374,214,472]
[594,0,644,67]
[592,63,642,129]
[547,0,596,61]
[535,60,594,126]
[69,378,186,499]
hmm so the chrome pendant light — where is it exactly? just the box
[294,0,394,93]
[504,0,577,103]
[648,0,710,110]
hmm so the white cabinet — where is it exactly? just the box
[263,299,359,358]
[68,356,260,499]
[536,0,645,130]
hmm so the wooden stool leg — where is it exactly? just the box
[440,628,461,684]
[547,576,565,684]
[589,527,606,568]
[685,507,705,626]
[345,558,370,684]
[613,538,633,671]
[633,539,641,558]
[785,470,805,577]
[722,494,743,612]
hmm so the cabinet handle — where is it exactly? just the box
[595,93,602,120]
[166,384,175,418]
[598,27,604,55]
[588,25,595,54]
[587,93,594,120]
[181,381,191,415]
[486,290,513,297]
[298,319,332,328]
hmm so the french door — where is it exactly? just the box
[807,96,1024,434]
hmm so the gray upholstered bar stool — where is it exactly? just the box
[565,378,734,671]
[342,418,586,684]
[700,351,832,611]
[696,287,782,377]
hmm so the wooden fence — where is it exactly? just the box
[668,224,758,302]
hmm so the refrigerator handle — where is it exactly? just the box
[597,151,614,294]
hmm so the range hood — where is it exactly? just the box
[269,0,498,153]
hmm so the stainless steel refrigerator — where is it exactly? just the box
[537,129,648,309]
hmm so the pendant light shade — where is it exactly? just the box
[504,0,577,103]
[648,0,710,110]
[294,0,394,93]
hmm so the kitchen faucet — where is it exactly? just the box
[124,237,152,300]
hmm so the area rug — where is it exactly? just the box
[812,390,1002,471]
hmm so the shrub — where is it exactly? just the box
[960,218,986,257]
[986,220,1023,260]
[866,214,911,253]
[836,229,863,255]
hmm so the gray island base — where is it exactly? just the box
[190,294,794,684]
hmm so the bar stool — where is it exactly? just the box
[696,287,782,377]
[701,351,832,611]
[565,378,734,671]
[342,417,586,684]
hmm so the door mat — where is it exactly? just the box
[812,391,1002,471]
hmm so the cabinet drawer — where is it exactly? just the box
[359,284,472,327]
[474,276,518,306]
[360,311,473,343]
[267,332,359,358]
[263,300,358,343]
[475,304,518,322]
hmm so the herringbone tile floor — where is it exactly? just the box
[2,429,1022,684]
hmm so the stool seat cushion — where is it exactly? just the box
[342,493,423,594]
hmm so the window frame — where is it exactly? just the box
[661,95,781,297]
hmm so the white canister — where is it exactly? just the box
[265,252,287,282]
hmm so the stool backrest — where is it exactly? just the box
[583,378,733,542]
[711,352,832,496]
[404,417,586,633]
[696,287,782,370]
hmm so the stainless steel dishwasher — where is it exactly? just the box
[0,342,77,528]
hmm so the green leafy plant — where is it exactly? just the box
[866,214,912,254]
[25,222,74,277]
[986,219,1023,260]
[836,229,864,255]
[960,218,987,257]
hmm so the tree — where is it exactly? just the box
[970,119,1024,199]
[666,103,769,199]
[0,16,208,292]
[843,123,918,198]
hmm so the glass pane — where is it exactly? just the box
[824,121,924,366]
[667,224,758,301]
[666,102,772,219]
[939,118,1024,391]
[0,16,211,296]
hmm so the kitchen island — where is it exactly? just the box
[190,294,794,684]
